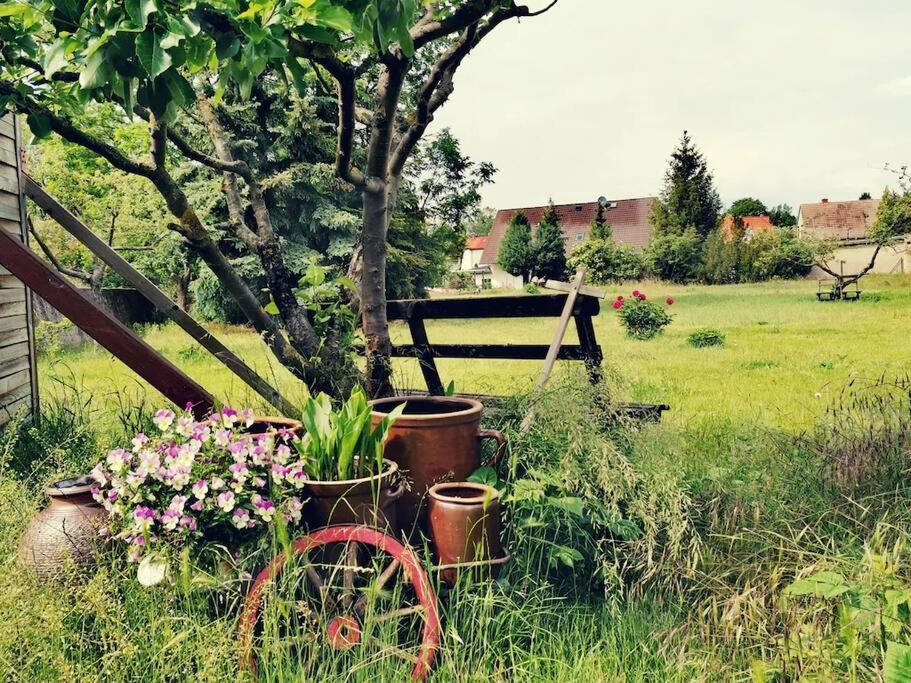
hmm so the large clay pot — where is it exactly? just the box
[427,482,504,584]
[301,461,404,532]
[18,476,108,578]
[370,396,506,534]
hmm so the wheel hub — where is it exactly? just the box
[326,615,361,650]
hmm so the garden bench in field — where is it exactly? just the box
[816,278,862,301]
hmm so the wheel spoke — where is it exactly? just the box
[305,565,336,611]
[340,542,358,609]
[371,604,425,624]
[354,558,400,615]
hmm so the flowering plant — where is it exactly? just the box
[613,290,674,339]
[90,406,309,583]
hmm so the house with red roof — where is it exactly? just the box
[468,197,656,288]
[720,214,774,241]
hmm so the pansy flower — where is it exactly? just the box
[153,409,176,431]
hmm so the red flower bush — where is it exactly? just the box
[666,297,674,305]
[612,300,623,310]
[614,290,674,339]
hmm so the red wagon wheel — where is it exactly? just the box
[238,525,441,680]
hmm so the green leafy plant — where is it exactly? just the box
[613,291,674,340]
[294,387,404,481]
[523,283,540,294]
[687,328,725,348]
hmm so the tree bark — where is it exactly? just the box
[361,182,393,397]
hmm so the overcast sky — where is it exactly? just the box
[433,0,911,213]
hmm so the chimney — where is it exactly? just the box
[821,198,829,203]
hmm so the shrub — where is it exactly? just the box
[687,328,725,348]
[34,319,74,357]
[645,228,703,283]
[445,271,474,290]
[523,283,539,294]
[613,291,674,340]
[568,238,646,283]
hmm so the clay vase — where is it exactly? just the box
[427,482,504,585]
[370,396,506,535]
[18,476,108,579]
[301,461,404,533]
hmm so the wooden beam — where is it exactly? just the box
[0,229,215,418]
[406,318,444,395]
[381,344,593,361]
[386,293,598,321]
[23,174,297,417]
[538,278,607,299]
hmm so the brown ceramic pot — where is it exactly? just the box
[427,482,504,585]
[18,476,108,578]
[249,416,303,436]
[301,461,404,532]
[370,396,506,534]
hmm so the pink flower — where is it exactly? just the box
[637,292,646,300]
[665,297,674,305]
[216,491,235,512]
[153,409,175,431]
[631,290,641,298]
[612,300,623,310]
[231,508,250,529]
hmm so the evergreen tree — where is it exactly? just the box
[650,130,722,238]
[769,203,797,227]
[532,200,568,280]
[589,202,612,240]
[498,212,535,281]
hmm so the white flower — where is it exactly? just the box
[153,409,175,431]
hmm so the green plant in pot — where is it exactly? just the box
[294,388,406,530]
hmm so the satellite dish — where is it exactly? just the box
[597,196,608,207]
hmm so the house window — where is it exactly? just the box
[575,233,584,242]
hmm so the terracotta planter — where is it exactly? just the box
[18,476,108,578]
[301,461,404,532]
[370,396,506,534]
[427,482,505,585]
[248,416,303,436]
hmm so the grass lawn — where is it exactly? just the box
[40,274,911,432]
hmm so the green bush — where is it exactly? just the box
[645,228,703,283]
[523,283,539,294]
[568,238,646,283]
[614,292,674,340]
[687,328,726,348]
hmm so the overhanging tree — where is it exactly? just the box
[0,0,560,398]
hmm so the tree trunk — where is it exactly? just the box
[361,182,393,398]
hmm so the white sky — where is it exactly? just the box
[433,0,911,212]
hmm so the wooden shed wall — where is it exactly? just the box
[0,114,37,426]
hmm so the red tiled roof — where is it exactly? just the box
[798,199,879,240]
[465,236,489,250]
[479,197,656,265]
[721,214,774,240]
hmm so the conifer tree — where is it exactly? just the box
[532,200,568,280]
[498,212,535,281]
[589,202,613,240]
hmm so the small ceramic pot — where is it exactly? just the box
[18,476,108,579]
[427,481,505,584]
[301,461,404,533]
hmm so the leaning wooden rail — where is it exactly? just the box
[0,229,215,419]
[23,174,297,417]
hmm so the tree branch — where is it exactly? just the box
[28,218,92,283]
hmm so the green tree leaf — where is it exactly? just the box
[136,31,173,78]
[79,50,111,90]
[884,641,911,683]
[125,0,156,28]
[783,571,850,599]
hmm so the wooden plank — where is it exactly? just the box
[0,274,25,289]
[0,229,215,417]
[406,317,444,395]
[0,301,26,318]
[23,174,297,417]
[535,269,587,391]
[0,368,29,396]
[384,344,592,361]
[16,116,38,418]
[0,118,14,138]
[0,145,16,166]
[574,313,603,385]
[0,376,29,407]
[0,315,26,333]
[0,203,20,222]
[0,356,29,380]
[0,327,27,349]
[0,289,25,305]
[0,265,10,275]
[540,278,607,299]
[0,395,30,427]
[0,341,27,364]
[386,293,599,321]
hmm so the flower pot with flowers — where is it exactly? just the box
[89,406,310,585]
[293,388,405,531]
[613,290,674,340]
